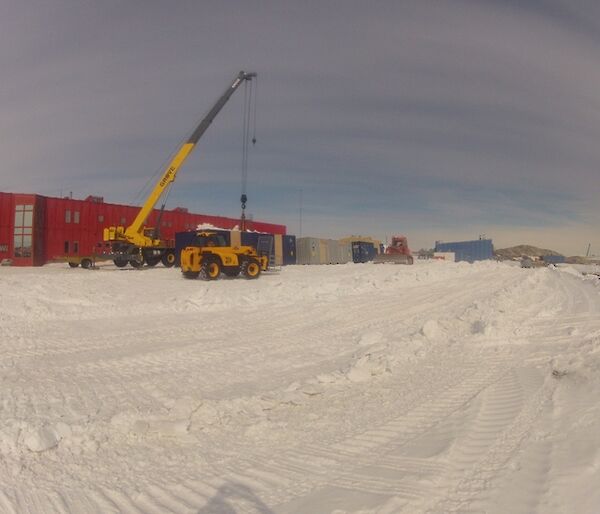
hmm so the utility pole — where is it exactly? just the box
[586,243,591,257]
[298,188,303,238]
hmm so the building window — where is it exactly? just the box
[65,210,71,223]
[98,215,104,223]
[74,211,80,224]
[73,241,79,254]
[64,241,69,253]
[13,204,33,257]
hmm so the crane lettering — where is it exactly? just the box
[160,168,175,187]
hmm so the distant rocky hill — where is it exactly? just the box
[494,245,597,264]
[494,245,561,260]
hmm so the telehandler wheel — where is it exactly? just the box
[161,251,176,268]
[68,262,79,268]
[241,258,261,279]
[200,259,221,280]
[182,271,200,279]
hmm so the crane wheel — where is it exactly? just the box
[161,251,176,268]
[241,258,261,279]
[200,259,221,280]
[114,258,128,268]
[129,259,143,268]
[145,256,161,267]
[182,271,200,279]
[68,262,79,268]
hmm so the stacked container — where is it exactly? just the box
[434,239,493,263]
[296,237,354,265]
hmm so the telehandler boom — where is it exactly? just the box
[103,71,256,268]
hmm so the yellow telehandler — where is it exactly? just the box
[180,231,268,280]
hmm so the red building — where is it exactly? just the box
[0,191,286,266]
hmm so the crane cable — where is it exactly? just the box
[240,76,257,230]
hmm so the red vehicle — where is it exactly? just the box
[373,235,414,265]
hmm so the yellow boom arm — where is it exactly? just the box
[104,71,256,248]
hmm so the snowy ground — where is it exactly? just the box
[1,260,599,514]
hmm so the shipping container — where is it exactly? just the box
[274,234,283,266]
[434,239,493,263]
[282,235,297,265]
[296,237,321,264]
[339,243,352,264]
[296,237,356,265]
[230,229,241,247]
[352,241,376,263]
[326,239,336,264]
[241,231,275,265]
[325,239,351,264]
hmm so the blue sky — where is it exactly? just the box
[1,0,599,255]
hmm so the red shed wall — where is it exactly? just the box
[0,192,13,262]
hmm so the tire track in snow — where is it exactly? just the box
[7,265,590,513]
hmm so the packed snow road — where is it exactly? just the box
[0,261,599,513]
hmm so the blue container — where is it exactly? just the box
[174,229,231,266]
[241,232,274,260]
[282,235,297,265]
[352,241,376,263]
[542,254,565,264]
[434,239,493,263]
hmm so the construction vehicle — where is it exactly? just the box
[373,235,414,264]
[103,71,257,268]
[180,231,268,280]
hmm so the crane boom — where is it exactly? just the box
[104,71,256,256]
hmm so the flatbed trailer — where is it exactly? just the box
[54,254,115,269]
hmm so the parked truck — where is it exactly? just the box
[373,235,414,264]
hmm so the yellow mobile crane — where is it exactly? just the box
[103,71,257,268]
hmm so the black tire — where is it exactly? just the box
[81,258,92,269]
[68,262,79,268]
[200,258,221,280]
[222,266,241,278]
[129,259,143,268]
[182,271,200,279]
[114,258,128,268]
[145,256,161,267]
[161,251,176,268]
[241,258,261,279]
